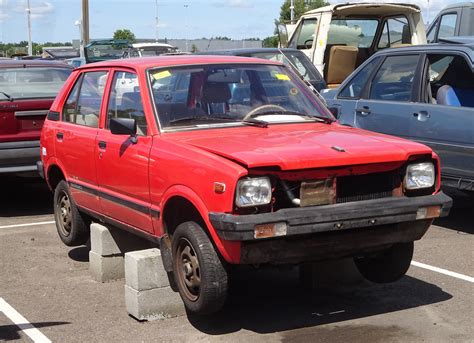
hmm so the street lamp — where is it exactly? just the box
[155,0,159,42]
[25,0,32,56]
[184,4,189,52]
[75,19,84,57]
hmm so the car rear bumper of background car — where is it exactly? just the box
[0,140,40,174]
[209,192,452,264]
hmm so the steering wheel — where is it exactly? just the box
[304,39,313,50]
[242,104,286,121]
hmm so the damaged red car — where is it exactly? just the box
[39,56,452,314]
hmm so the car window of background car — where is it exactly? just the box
[438,13,457,38]
[0,67,71,100]
[149,64,328,129]
[426,21,438,43]
[328,19,379,48]
[369,55,419,102]
[290,18,317,49]
[378,17,411,48]
[63,71,108,128]
[338,56,381,99]
[107,71,147,135]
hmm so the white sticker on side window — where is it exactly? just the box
[42,147,47,156]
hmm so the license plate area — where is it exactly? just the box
[300,178,336,207]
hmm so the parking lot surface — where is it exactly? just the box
[0,177,473,342]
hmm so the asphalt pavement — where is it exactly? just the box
[0,177,472,342]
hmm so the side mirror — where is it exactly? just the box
[110,117,137,142]
[328,107,339,118]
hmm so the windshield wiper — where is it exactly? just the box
[0,92,14,102]
[241,118,268,128]
[252,110,333,123]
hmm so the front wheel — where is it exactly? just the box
[172,221,228,315]
[53,180,90,246]
[354,242,414,283]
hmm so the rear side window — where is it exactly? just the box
[378,17,411,48]
[62,71,108,128]
[0,67,71,100]
[438,13,457,38]
[339,56,380,99]
[106,71,148,135]
[289,18,317,49]
[369,55,419,102]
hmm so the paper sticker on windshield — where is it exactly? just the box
[152,70,171,80]
[275,73,290,81]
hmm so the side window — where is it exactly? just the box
[378,17,411,48]
[289,18,317,49]
[369,55,419,102]
[339,56,380,99]
[63,71,108,127]
[426,20,438,43]
[106,71,147,135]
[438,13,457,38]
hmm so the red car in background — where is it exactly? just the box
[0,60,72,174]
[39,56,451,314]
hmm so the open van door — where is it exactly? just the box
[276,20,289,48]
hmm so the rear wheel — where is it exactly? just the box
[354,242,414,283]
[53,180,90,246]
[172,221,228,314]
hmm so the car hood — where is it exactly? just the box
[165,123,432,170]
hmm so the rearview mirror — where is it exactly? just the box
[110,118,137,142]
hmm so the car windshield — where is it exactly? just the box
[248,51,322,83]
[328,19,379,48]
[148,63,331,130]
[0,67,72,100]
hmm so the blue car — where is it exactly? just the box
[322,43,474,192]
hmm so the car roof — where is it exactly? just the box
[76,55,283,71]
[196,48,302,56]
[0,59,73,68]
[440,2,473,10]
[373,44,474,64]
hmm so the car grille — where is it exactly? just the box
[336,171,401,204]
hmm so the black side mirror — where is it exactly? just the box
[110,118,137,143]
[328,107,339,118]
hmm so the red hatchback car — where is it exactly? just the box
[40,56,451,314]
[0,60,72,174]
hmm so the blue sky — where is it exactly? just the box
[0,0,460,43]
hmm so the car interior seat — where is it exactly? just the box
[120,92,146,135]
[326,46,359,88]
[436,85,461,107]
[201,82,231,114]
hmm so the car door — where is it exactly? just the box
[56,70,108,210]
[410,53,474,184]
[354,54,422,139]
[96,69,154,234]
[287,16,320,63]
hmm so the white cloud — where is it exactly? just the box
[212,0,253,9]
[14,0,54,19]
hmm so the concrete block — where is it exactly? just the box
[90,223,151,257]
[125,285,185,320]
[89,251,124,282]
[125,249,170,291]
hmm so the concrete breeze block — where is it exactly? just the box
[125,285,185,320]
[89,251,125,282]
[125,249,170,291]
[90,223,122,256]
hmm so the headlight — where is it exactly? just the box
[236,177,272,207]
[405,162,435,190]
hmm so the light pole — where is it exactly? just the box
[75,19,84,57]
[155,0,159,42]
[290,0,295,24]
[26,0,32,56]
[184,4,189,52]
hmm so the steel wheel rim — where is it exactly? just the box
[176,237,201,302]
[57,191,72,237]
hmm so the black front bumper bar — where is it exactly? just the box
[209,192,452,241]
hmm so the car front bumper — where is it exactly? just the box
[209,193,452,264]
[0,140,40,174]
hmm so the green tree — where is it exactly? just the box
[262,35,279,48]
[191,44,198,53]
[279,0,329,22]
[113,29,136,43]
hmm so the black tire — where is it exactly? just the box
[172,221,228,315]
[53,180,90,246]
[354,242,414,283]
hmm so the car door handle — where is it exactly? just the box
[56,132,64,140]
[413,111,430,121]
[98,141,107,150]
[356,106,371,116]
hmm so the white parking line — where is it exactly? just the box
[0,221,55,230]
[0,297,51,343]
[411,261,474,283]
